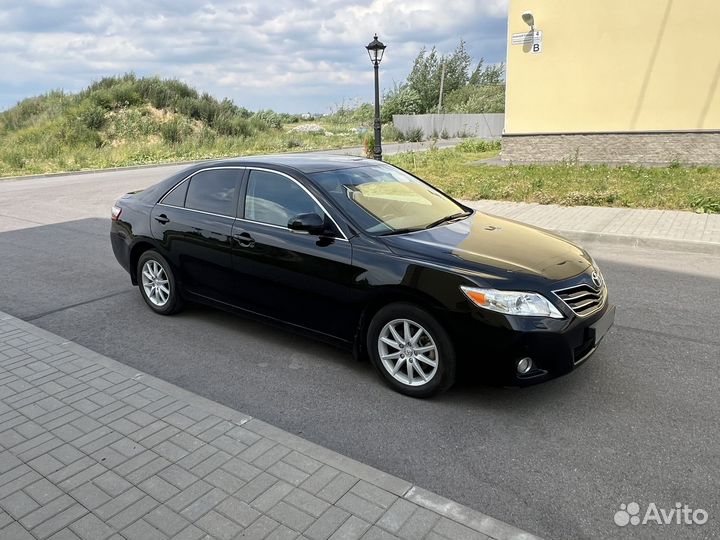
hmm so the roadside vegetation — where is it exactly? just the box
[0,74,370,177]
[2,73,718,213]
[381,40,505,120]
[388,142,720,214]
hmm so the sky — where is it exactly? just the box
[0,0,509,113]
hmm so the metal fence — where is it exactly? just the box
[392,113,504,140]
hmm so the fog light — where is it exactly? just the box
[516,357,533,375]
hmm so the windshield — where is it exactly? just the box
[310,163,467,234]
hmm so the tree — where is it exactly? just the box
[444,85,505,114]
[381,86,422,123]
[469,59,504,86]
[385,40,506,117]
[405,41,473,113]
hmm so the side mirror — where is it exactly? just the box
[288,213,327,235]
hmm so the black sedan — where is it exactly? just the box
[111,155,615,397]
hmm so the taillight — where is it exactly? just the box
[111,205,122,221]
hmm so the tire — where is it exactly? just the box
[136,250,183,315]
[367,302,455,398]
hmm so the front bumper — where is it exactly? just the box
[513,303,615,384]
[450,301,616,385]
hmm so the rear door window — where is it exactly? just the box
[184,169,240,216]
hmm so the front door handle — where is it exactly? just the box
[154,214,170,225]
[233,231,255,247]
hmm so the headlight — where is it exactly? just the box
[460,286,564,319]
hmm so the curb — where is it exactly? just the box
[552,229,720,256]
[0,159,210,182]
[462,201,720,257]
[0,310,544,540]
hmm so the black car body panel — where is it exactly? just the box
[111,154,614,386]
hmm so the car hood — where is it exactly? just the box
[381,211,592,281]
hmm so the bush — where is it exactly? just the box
[405,127,423,142]
[251,110,283,129]
[160,118,191,144]
[278,112,301,124]
[78,104,106,130]
[351,103,374,123]
[381,87,422,123]
[109,82,143,108]
[382,124,404,142]
[62,120,102,147]
[214,115,254,138]
[363,133,375,158]
[91,89,114,110]
[175,96,203,119]
[444,85,505,114]
[248,116,273,132]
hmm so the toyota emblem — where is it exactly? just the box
[591,271,602,289]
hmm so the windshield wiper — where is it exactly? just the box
[423,211,472,230]
[378,227,425,236]
[378,211,471,236]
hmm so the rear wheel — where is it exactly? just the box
[137,250,183,315]
[367,303,455,397]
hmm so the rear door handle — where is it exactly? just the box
[233,231,255,247]
[154,214,170,225]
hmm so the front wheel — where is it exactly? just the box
[136,250,183,315]
[367,303,456,398]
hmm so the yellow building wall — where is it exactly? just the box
[505,0,720,134]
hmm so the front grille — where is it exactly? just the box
[553,283,605,317]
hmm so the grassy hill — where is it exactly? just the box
[0,74,366,177]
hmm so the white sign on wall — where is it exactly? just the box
[511,30,543,54]
[531,30,543,54]
[511,32,532,45]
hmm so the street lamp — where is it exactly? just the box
[366,33,386,161]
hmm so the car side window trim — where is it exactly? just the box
[239,167,349,242]
[157,166,247,219]
[156,203,237,221]
[157,165,349,241]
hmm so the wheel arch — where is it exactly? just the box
[128,239,159,285]
[353,286,448,362]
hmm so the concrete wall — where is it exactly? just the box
[392,114,504,140]
[506,0,720,134]
[502,132,720,165]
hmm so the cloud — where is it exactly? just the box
[0,0,508,112]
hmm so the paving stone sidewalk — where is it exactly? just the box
[464,200,720,255]
[0,312,541,540]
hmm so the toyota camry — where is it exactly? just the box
[110,155,615,397]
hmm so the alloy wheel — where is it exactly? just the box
[378,318,439,386]
[141,259,170,307]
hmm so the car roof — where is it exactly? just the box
[137,154,380,204]
[204,153,376,174]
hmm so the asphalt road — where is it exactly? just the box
[1,163,719,540]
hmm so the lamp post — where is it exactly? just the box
[366,33,386,161]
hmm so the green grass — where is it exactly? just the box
[387,142,720,213]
